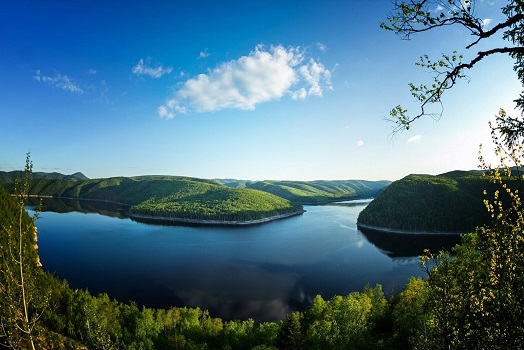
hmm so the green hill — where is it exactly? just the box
[0,175,303,224]
[131,185,303,222]
[243,179,391,204]
[357,171,519,233]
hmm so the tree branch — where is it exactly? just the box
[397,46,524,132]
[383,0,483,39]
[467,13,524,49]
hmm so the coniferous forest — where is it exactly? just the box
[357,170,524,233]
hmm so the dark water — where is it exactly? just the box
[28,199,459,322]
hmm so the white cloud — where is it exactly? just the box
[356,140,364,147]
[291,88,307,100]
[482,18,493,28]
[435,4,444,12]
[158,45,332,118]
[407,134,423,143]
[316,42,327,52]
[34,70,83,94]
[298,59,332,96]
[132,58,172,78]
[88,69,97,75]
[158,105,174,119]
[198,49,210,59]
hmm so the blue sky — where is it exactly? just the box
[1,0,521,181]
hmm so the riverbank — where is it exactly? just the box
[356,223,464,235]
[129,209,306,226]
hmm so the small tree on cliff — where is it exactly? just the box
[0,153,47,349]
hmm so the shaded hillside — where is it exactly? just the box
[244,179,391,204]
[357,171,521,233]
[1,175,302,223]
[0,170,88,182]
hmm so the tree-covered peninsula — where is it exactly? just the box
[0,174,303,225]
[130,185,304,224]
[357,170,521,233]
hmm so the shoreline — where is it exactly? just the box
[356,223,464,235]
[129,210,306,227]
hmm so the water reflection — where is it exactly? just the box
[359,226,462,258]
[27,197,129,218]
[29,198,438,322]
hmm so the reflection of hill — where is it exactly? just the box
[358,226,461,258]
[26,197,129,219]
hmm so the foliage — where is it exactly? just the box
[382,0,524,133]
[410,111,524,349]
[37,282,399,350]
[390,277,429,348]
[291,285,392,350]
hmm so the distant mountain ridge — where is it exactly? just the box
[0,171,88,183]
[217,179,391,204]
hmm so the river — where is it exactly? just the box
[27,198,459,322]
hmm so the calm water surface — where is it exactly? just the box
[29,199,447,322]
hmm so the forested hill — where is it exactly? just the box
[0,170,88,182]
[0,175,303,224]
[357,170,520,233]
[0,172,391,223]
[218,179,391,204]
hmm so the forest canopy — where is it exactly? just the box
[357,170,521,232]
